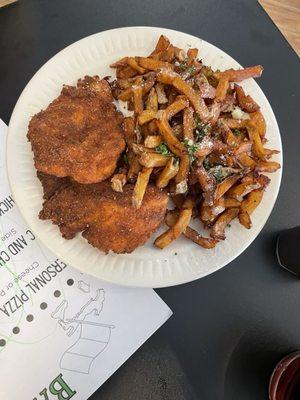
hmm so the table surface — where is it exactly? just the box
[0,1,299,399]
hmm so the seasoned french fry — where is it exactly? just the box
[132,86,144,114]
[187,48,198,60]
[127,152,141,182]
[156,157,179,188]
[183,107,195,140]
[142,73,157,96]
[144,135,162,148]
[211,208,240,240]
[195,165,216,206]
[137,57,174,71]
[111,173,127,193]
[255,160,281,172]
[110,57,129,68]
[238,211,252,229]
[235,84,259,112]
[214,174,241,201]
[215,77,229,102]
[155,83,168,104]
[200,197,226,225]
[127,57,146,74]
[116,65,137,79]
[139,152,170,167]
[227,181,260,200]
[123,117,136,148]
[163,97,189,120]
[249,110,266,138]
[150,35,170,55]
[215,65,263,82]
[154,197,194,249]
[132,167,153,208]
[157,118,186,157]
[175,154,190,184]
[138,109,157,125]
[238,188,264,228]
[224,198,241,208]
[165,211,218,249]
[146,87,158,111]
[236,153,257,169]
[247,122,266,158]
[157,71,210,121]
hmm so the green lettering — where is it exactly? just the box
[39,388,49,400]
[49,374,76,400]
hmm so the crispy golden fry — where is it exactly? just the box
[139,152,170,167]
[187,48,198,60]
[215,65,263,82]
[255,160,281,172]
[157,118,186,156]
[247,122,266,158]
[227,181,260,200]
[195,165,216,206]
[118,88,132,101]
[117,65,137,79]
[249,110,266,138]
[132,167,153,208]
[123,117,136,148]
[224,198,241,208]
[240,188,264,214]
[127,57,146,74]
[223,118,248,129]
[110,57,129,68]
[235,84,259,112]
[154,197,194,249]
[127,153,141,182]
[211,207,239,240]
[132,86,143,114]
[144,135,162,148]
[155,83,168,104]
[165,211,218,249]
[157,71,210,121]
[238,211,252,229]
[138,110,157,125]
[174,154,190,184]
[236,153,257,169]
[156,157,179,188]
[137,57,174,71]
[238,188,264,228]
[150,35,170,55]
[146,87,158,111]
[111,173,127,192]
[183,107,195,140]
[214,174,241,201]
[195,74,216,99]
[234,141,252,155]
[200,197,226,225]
[215,77,229,102]
[163,97,189,120]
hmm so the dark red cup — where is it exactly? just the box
[269,351,300,400]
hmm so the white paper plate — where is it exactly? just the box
[7,27,282,288]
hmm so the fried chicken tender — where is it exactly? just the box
[28,76,125,184]
[37,172,70,199]
[39,182,168,254]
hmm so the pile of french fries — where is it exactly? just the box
[109,35,281,250]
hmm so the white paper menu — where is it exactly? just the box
[0,119,172,400]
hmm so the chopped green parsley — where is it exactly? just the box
[183,139,199,162]
[233,129,241,137]
[155,143,172,156]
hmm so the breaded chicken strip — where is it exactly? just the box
[28,76,125,184]
[37,172,70,200]
[39,182,168,254]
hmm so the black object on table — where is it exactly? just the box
[0,1,299,399]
